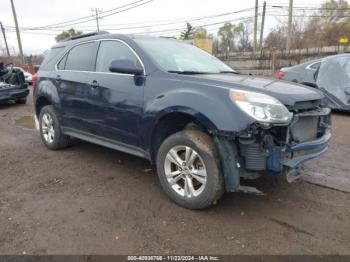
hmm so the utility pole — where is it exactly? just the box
[92,8,101,32]
[10,0,24,64]
[286,0,293,53]
[259,1,266,51]
[0,22,10,56]
[253,0,259,55]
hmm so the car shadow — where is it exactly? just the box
[65,139,294,212]
[0,100,25,109]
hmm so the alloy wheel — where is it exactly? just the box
[41,112,55,144]
[164,145,207,198]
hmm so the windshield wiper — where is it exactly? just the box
[167,70,210,75]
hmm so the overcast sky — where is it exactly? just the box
[0,0,324,55]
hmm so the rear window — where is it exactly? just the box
[39,47,65,71]
[65,42,96,71]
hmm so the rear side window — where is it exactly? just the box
[309,62,321,70]
[40,47,65,71]
[95,40,140,73]
[65,42,96,71]
[57,53,68,70]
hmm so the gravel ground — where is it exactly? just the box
[0,89,349,255]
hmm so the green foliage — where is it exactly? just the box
[180,22,195,40]
[55,28,83,43]
[234,22,252,52]
[218,22,235,56]
[217,21,252,55]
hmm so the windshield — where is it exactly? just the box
[134,38,235,74]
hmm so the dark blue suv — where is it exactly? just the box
[34,32,331,209]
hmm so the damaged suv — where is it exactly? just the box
[34,33,331,209]
[0,63,29,104]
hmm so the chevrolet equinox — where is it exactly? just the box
[33,32,331,209]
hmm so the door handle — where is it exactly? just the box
[92,80,99,88]
[55,75,61,82]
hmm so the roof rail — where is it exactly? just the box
[64,31,110,42]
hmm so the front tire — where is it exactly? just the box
[39,105,70,150]
[156,130,224,209]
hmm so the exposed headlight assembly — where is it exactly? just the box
[229,89,293,125]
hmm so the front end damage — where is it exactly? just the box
[215,103,332,194]
[0,63,29,102]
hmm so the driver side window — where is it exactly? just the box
[95,40,140,73]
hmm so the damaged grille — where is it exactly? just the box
[290,116,319,143]
[238,106,331,172]
[289,108,330,144]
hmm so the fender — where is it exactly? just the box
[140,86,255,151]
[34,77,62,117]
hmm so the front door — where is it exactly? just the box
[86,40,145,146]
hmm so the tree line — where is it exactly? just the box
[54,0,350,55]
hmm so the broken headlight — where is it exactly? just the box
[230,89,292,125]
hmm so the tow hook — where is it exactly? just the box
[285,166,307,183]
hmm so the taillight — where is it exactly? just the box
[278,71,286,79]
[32,74,38,88]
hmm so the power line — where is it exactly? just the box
[28,0,151,30]
[4,6,256,34]
[47,7,256,29]
[130,15,253,35]
[30,0,155,30]
[5,14,253,37]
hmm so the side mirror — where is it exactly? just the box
[109,59,143,75]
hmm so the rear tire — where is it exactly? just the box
[156,129,224,209]
[39,105,70,150]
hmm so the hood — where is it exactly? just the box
[178,73,324,107]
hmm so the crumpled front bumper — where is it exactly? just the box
[282,131,331,169]
[266,106,331,174]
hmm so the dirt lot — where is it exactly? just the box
[0,89,349,255]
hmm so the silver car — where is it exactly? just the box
[278,59,321,86]
[279,55,350,111]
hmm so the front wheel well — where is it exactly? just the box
[150,113,210,163]
[35,96,52,117]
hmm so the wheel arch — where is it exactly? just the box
[35,95,53,117]
[148,107,218,163]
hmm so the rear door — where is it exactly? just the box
[85,39,145,146]
[55,41,98,132]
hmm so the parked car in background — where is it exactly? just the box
[279,54,350,112]
[34,33,331,209]
[278,59,321,86]
[316,54,350,112]
[0,63,29,104]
